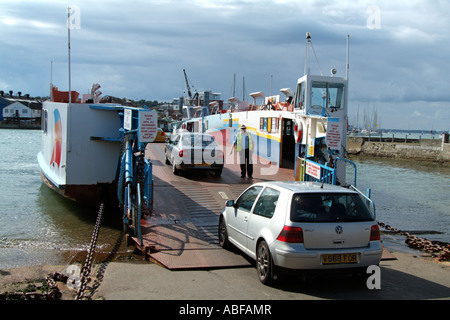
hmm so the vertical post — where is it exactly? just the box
[305,32,311,75]
[50,61,53,101]
[346,35,350,80]
[66,7,72,152]
[67,7,71,104]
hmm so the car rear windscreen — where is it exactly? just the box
[290,193,374,222]
[182,134,217,147]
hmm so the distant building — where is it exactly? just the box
[171,90,223,120]
[0,91,42,123]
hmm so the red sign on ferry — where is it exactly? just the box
[326,118,341,150]
[306,162,321,180]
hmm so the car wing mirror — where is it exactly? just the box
[225,200,235,207]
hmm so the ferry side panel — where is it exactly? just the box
[67,104,122,185]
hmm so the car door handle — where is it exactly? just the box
[244,217,248,222]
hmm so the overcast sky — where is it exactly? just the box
[1,0,449,131]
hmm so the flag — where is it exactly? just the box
[67,6,81,30]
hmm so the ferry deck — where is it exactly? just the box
[129,142,395,270]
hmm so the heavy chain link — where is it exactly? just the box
[75,201,105,300]
[378,221,450,261]
[1,200,107,300]
[0,272,65,300]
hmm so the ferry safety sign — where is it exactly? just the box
[139,109,158,143]
[326,118,341,150]
[306,161,321,180]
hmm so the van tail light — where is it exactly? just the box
[179,149,184,157]
[370,225,380,241]
[277,226,304,243]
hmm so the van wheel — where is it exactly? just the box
[256,240,274,285]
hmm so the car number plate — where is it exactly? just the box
[321,253,357,265]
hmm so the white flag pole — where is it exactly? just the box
[67,7,72,104]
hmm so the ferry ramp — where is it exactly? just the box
[128,143,290,270]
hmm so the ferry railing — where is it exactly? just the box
[299,157,376,219]
[303,159,336,185]
[334,157,357,187]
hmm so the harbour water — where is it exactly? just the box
[0,129,449,270]
[0,129,124,269]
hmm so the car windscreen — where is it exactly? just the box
[290,192,374,222]
[181,134,217,147]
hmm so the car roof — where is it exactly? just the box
[178,132,213,136]
[252,181,356,194]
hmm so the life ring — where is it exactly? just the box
[181,123,186,131]
[293,119,303,144]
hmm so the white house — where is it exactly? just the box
[2,101,41,121]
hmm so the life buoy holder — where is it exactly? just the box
[293,119,303,144]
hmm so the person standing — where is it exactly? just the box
[233,124,253,178]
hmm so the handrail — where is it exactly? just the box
[136,183,143,246]
[349,185,376,219]
[334,157,357,187]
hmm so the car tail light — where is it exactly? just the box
[370,225,380,241]
[179,149,184,157]
[277,226,304,243]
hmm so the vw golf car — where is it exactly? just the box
[165,132,224,176]
[218,181,382,284]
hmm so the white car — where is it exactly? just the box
[165,132,224,176]
[218,181,382,284]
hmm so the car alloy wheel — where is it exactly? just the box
[256,240,273,285]
[172,160,179,175]
[164,152,170,165]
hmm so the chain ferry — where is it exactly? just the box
[176,33,354,187]
[37,83,155,214]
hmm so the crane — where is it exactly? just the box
[183,69,193,100]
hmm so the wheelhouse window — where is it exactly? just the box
[41,109,48,134]
[311,82,344,110]
[294,82,306,110]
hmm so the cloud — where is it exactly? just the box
[0,0,449,130]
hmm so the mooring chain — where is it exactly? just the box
[378,221,450,261]
[75,201,105,300]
